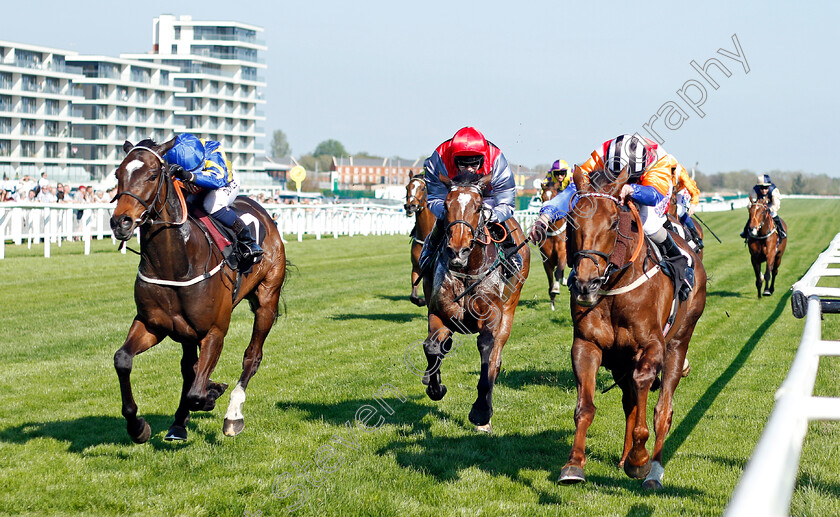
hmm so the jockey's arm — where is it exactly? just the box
[538,182,578,223]
[483,153,515,223]
[423,154,448,219]
[771,188,781,214]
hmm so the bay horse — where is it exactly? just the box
[746,194,787,298]
[559,166,706,489]
[538,180,568,311]
[109,138,287,443]
[422,172,530,432]
[405,171,435,306]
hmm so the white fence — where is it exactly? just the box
[726,232,840,516]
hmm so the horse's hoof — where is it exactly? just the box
[642,479,663,490]
[426,384,447,401]
[474,420,492,433]
[164,425,188,441]
[129,418,151,444]
[421,373,430,386]
[559,465,585,484]
[223,418,245,437]
[624,460,652,479]
[763,289,772,296]
[550,302,556,311]
[468,405,492,427]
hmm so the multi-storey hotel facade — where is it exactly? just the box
[0,15,266,186]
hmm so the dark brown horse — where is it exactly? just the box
[109,138,287,443]
[746,194,787,298]
[422,173,530,432]
[559,166,706,489]
[405,172,435,306]
[538,180,568,311]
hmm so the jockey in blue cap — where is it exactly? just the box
[165,133,263,264]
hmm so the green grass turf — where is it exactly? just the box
[0,199,839,516]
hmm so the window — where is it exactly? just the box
[0,72,11,89]
[21,141,36,157]
[155,91,166,104]
[22,75,39,91]
[130,66,150,83]
[45,99,59,115]
[118,87,128,101]
[21,120,37,135]
[44,77,60,93]
[0,140,9,156]
[0,117,10,133]
[45,121,58,136]
[20,98,36,114]
[136,108,147,121]
[0,95,10,111]
[116,106,128,121]
[136,89,148,103]
[45,142,58,158]
[160,70,169,84]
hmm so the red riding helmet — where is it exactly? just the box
[450,127,488,170]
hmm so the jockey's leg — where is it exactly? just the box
[680,213,704,249]
[204,181,263,263]
[494,219,522,276]
[773,214,786,239]
[418,217,445,272]
[642,205,694,301]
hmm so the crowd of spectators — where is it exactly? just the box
[1,172,114,204]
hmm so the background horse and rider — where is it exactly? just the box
[405,171,435,306]
[109,138,287,443]
[745,193,787,298]
[559,166,706,490]
[537,179,568,311]
[421,172,530,432]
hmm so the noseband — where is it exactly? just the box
[405,178,426,212]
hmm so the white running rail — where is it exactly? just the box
[726,232,840,517]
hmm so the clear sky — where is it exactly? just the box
[4,0,838,176]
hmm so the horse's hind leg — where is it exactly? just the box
[186,328,227,412]
[224,284,281,437]
[114,318,164,443]
[165,341,199,441]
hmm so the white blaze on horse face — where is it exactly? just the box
[124,159,145,180]
[457,193,473,215]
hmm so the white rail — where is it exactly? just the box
[725,232,840,517]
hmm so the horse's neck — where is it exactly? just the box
[138,184,202,276]
[415,204,435,237]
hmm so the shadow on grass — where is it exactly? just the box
[797,471,840,499]
[707,290,749,298]
[485,368,577,390]
[0,412,222,453]
[665,290,792,462]
[328,312,424,323]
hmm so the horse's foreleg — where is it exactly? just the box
[764,249,778,296]
[223,291,279,437]
[624,346,663,480]
[114,318,164,443]
[165,341,199,441]
[469,325,509,430]
[770,247,784,295]
[560,339,602,484]
[410,244,426,307]
[187,328,227,412]
[618,370,637,469]
[752,256,764,298]
[423,316,451,401]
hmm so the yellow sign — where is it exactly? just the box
[289,165,306,183]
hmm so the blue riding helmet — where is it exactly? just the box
[165,134,205,172]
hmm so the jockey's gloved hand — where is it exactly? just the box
[529,218,548,242]
[169,164,194,183]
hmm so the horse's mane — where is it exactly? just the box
[450,172,483,187]
[586,168,615,191]
[136,138,158,149]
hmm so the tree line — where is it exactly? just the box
[695,169,840,196]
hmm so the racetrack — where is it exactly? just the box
[1,199,839,516]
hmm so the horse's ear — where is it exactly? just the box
[408,170,414,179]
[158,137,177,158]
[123,141,134,153]
[438,173,452,188]
[477,173,492,192]
[749,191,757,203]
[573,165,590,192]
[610,166,630,196]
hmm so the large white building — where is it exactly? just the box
[0,15,269,186]
[123,15,267,174]
[0,41,88,184]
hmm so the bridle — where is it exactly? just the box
[748,200,775,238]
[404,177,426,214]
[111,146,179,227]
[444,185,491,254]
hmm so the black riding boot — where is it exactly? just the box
[683,216,704,250]
[418,218,445,272]
[773,215,786,239]
[494,221,523,277]
[232,217,264,264]
[660,233,694,301]
[740,222,749,239]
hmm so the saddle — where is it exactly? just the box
[190,206,265,274]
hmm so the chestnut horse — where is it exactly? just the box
[405,172,435,306]
[110,138,287,443]
[559,166,706,489]
[538,180,568,311]
[422,173,530,432]
[746,194,787,298]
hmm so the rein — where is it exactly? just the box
[112,146,188,227]
[747,202,776,239]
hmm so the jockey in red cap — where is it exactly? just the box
[419,126,519,274]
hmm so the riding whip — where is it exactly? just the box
[691,213,722,243]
